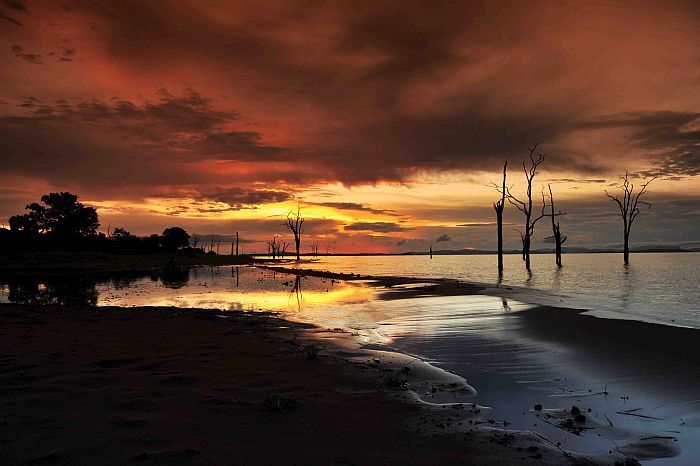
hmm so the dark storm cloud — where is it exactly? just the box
[0,12,21,24]
[1,0,25,25]
[59,47,76,61]
[352,112,600,177]
[343,222,411,233]
[311,202,395,216]
[10,45,42,64]
[185,131,288,160]
[31,1,608,181]
[198,187,293,207]
[4,1,700,189]
[580,112,700,178]
[0,89,294,188]
[334,3,477,107]
[4,1,26,11]
[8,89,234,133]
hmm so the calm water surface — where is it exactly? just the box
[1,258,699,463]
[291,252,700,328]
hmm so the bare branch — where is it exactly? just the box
[605,172,654,263]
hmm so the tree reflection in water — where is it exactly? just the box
[0,268,193,306]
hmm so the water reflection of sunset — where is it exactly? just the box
[97,267,374,316]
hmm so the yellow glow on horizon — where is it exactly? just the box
[88,169,699,242]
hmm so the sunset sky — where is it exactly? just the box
[1,0,699,253]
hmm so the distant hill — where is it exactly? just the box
[401,245,694,255]
[316,245,697,257]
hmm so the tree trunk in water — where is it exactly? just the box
[496,210,503,275]
[623,231,630,264]
[555,237,562,267]
[496,160,507,277]
[295,236,301,261]
[524,236,531,271]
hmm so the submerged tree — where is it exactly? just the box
[504,144,547,271]
[285,205,305,261]
[604,172,654,264]
[492,161,508,276]
[267,236,279,260]
[546,185,567,267]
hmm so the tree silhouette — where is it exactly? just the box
[546,185,567,267]
[161,227,190,252]
[111,227,135,240]
[267,236,279,260]
[280,241,290,259]
[605,172,654,264]
[9,192,98,240]
[8,213,40,237]
[492,161,507,276]
[497,144,547,271]
[285,205,305,261]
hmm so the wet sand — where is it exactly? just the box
[257,266,698,464]
[0,303,588,465]
[379,296,696,464]
[2,264,696,464]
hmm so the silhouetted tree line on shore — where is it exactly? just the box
[0,192,198,255]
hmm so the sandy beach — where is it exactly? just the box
[2,263,698,464]
[0,302,595,465]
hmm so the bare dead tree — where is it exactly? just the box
[504,144,547,271]
[235,232,239,256]
[285,205,305,261]
[604,172,654,264]
[280,241,289,259]
[546,185,567,267]
[267,236,279,260]
[492,161,508,276]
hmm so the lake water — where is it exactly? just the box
[2,257,699,463]
[288,252,700,329]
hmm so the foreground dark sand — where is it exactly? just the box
[0,304,591,465]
